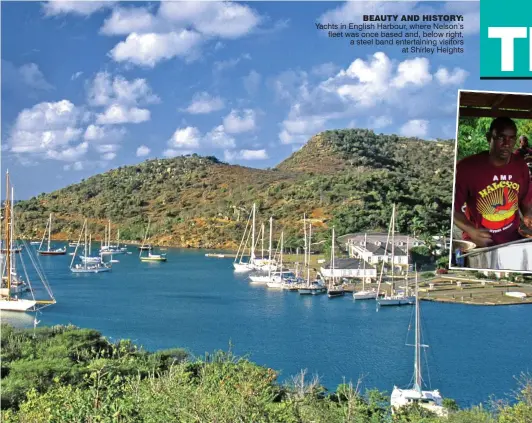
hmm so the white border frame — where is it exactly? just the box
[449,88,532,275]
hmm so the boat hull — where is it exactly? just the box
[233,263,253,272]
[327,290,345,298]
[70,267,111,273]
[378,296,415,306]
[0,299,37,312]
[140,257,167,262]
[38,250,66,255]
[391,387,447,417]
[353,291,377,300]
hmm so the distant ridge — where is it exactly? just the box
[12,128,454,250]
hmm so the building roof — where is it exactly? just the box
[339,232,423,245]
[459,90,532,119]
[361,243,406,256]
[321,258,376,270]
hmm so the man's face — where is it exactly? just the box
[521,137,529,148]
[489,126,517,161]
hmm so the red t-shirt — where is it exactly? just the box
[454,151,532,245]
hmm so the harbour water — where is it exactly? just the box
[3,245,532,407]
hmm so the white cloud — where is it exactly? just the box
[46,142,88,162]
[17,63,54,91]
[158,1,261,39]
[391,57,432,88]
[83,125,126,143]
[100,6,159,35]
[64,161,84,171]
[223,109,256,133]
[101,152,117,161]
[224,149,268,162]
[184,92,224,114]
[204,125,235,148]
[136,145,151,157]
[96,104,150,125]
[213,54,251,72]
[369,116,392,129]
[399,120,429,138]
[243,70,261,95]
[95,144,120,153]
[311,62,339,78]
[87,72,160,107]
[109,31,203,67]
[12,100,79,132]
[435,67,469,85]
[43,1,117,16]
[71,71,83,81]
[168,126,201,149]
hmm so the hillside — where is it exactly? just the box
[13,128,455,249]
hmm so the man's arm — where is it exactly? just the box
[453,159,493,247]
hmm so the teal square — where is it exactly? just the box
[481,0,532,78]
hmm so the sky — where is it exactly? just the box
[1,0,531,199]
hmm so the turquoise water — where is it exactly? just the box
[3,246,532,407]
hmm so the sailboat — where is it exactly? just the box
[377,204,415,307]
[327,227,345,298]
[70,219,111,273]
[139,218,167,262]
[353,233,379,300]
[37,213,67,255]
[233,203,256,272]
[1,172,56,312]
[100,220,127,255]
[266,232,294,289]
[249,216,274,284]
[79,233,102,263]
[298,222,326,295]
[390,272,447,417]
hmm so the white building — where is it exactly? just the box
[341,233,422,265]
[320,258,377,279]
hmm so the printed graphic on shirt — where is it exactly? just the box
[477,179,520,230]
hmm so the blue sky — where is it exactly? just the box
[1,0,530,199]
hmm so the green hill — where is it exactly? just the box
[13,128,455,249]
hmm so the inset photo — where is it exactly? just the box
[450,90,532,272]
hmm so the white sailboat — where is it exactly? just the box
[79,233,102,264]
[327,227,345,298]
[139,218,167,262]
[353,234,379,300]
[100,220,127,255]
[267,232,289,289]
[1,172,56,312]
[37,213,67,255]
[249,216,273,284]
[298,222,326,295]
[233,203,256,272]
[70,219,111,273]
[390,272,447,417]
[377,204,415,307]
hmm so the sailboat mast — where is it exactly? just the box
[261,223,264,260]
[362,233,367,291]
[251,203,256,261]
[391,204,396,295]
[89,233,92,256]
[331,227,335,288]
[414,272,422,392]
[406,236,410,295]
[11,186,16,274]
[268,217,273,279]
[5,172,12,300]
[307,224,312,286]
[48,213,52,251]
[280,231,284,271]
[303,214,307,269]
[108,220,111,248]
[84,220,88,268]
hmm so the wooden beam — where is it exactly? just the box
[459,107,532,119]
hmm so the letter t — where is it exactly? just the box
[488,27,527,71]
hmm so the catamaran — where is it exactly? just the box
[139,218,167,262]
[70,219,111,273]
[327,227,345,298]
[377,204,415,307]
[37,213,67,255]
[390,272,447,417]
[1,172,56,312]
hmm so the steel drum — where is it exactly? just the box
[462,238,532,271]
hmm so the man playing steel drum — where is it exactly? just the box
[454,117,532,248]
